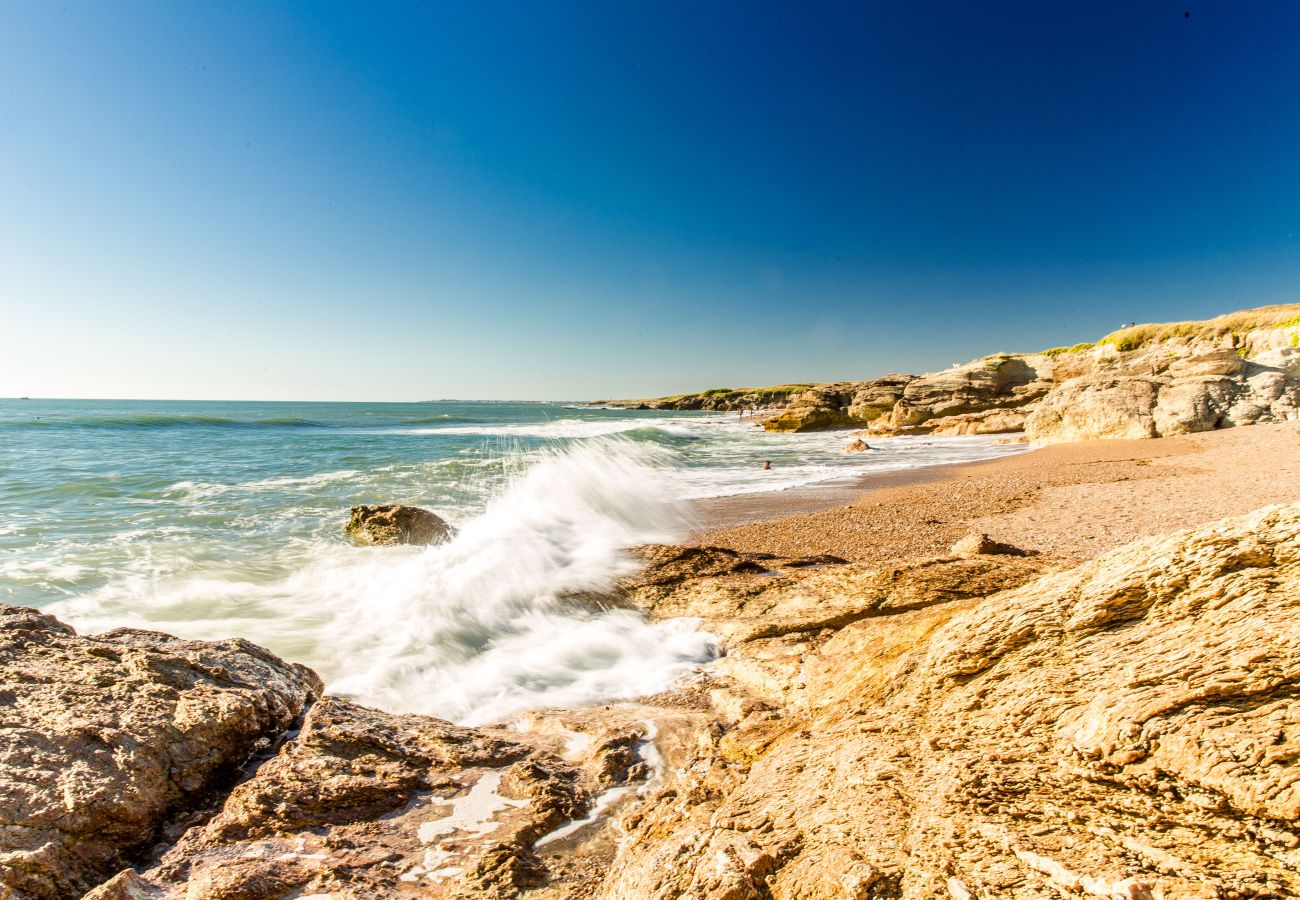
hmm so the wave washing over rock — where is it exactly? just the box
[47,444,718,726]
[7,502,1300,898]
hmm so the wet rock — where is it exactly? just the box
[0,606,321,900]
[108,696,592,899]
[626,546,1043,651]
[843,438,871,453]
[346,503,450,546]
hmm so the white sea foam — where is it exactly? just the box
[41,419,1025,726]
[50,442,719,725]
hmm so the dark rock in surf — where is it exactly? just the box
[346,504,450,546]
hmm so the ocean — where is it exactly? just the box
[0,398,1023,724]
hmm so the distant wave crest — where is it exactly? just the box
[1,414,326,429]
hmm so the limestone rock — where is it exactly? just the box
[616,306,1300,444]
[867,354,1054,436]
[948,531,1028,557]
[845,373,916,423]
[105,696,588,898]
[1026,344,1300,443]
[763,377,916,432]
[843,438,871,453]
[599,504,1300,899]
[927,407,1028,436]
[0,606,321,900]
[346,504,450,546]
[762,385,862,432]
[104,696,711,900]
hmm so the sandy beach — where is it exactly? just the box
[699,421,1300,566]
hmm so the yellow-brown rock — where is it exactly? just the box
[600,504,1300,899]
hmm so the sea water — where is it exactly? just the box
[0,398,1023,724]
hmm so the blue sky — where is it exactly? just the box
[2,1,1298,400]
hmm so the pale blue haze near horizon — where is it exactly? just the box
[2,1,1298,401]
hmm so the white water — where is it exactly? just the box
[47,444,719,725]
[37,415,1026,727]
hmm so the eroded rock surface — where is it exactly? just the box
[102,697,585,898]
[346,504,451,546]
[865,354,1054,437]
[14,502,1300,898]
[0,607,321,900]
[98,696,711,900]
[1026,343,1300,443]
[602,504,1300,899]
[610,305,1300,440]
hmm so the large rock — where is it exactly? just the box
[761,376,915,433]
[947,531,1028,557]
[926,407,1029,436]
[1027,345,1300,443]
[101,697,585,898]
[762,384,863,432]
[867,354,1054,436]
[600,505,1300,898]
[93,696,706,899]
[845,374,916,423]
[0,606,321,900]
[346,504,450,546]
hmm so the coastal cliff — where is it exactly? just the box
[602,303,1300,441]
[6,469,1300,897]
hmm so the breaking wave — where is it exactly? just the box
[48,443,719,725]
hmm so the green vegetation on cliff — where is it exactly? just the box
[1097,302,1300,353]
[600,302,1300,413]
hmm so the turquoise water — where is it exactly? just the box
[1,398,1023,723]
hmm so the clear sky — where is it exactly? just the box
[2,2,1298,401]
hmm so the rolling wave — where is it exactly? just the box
[0,413,327,429]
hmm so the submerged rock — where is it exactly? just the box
[0,606,320,900]
[843,438,871,453]
[346,503,450,546]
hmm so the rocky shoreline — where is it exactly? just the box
[5,305,1300,899]
[3,419,1300,898]
[601,304,1300,442]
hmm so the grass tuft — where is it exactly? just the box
[1097,303,1300,353]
